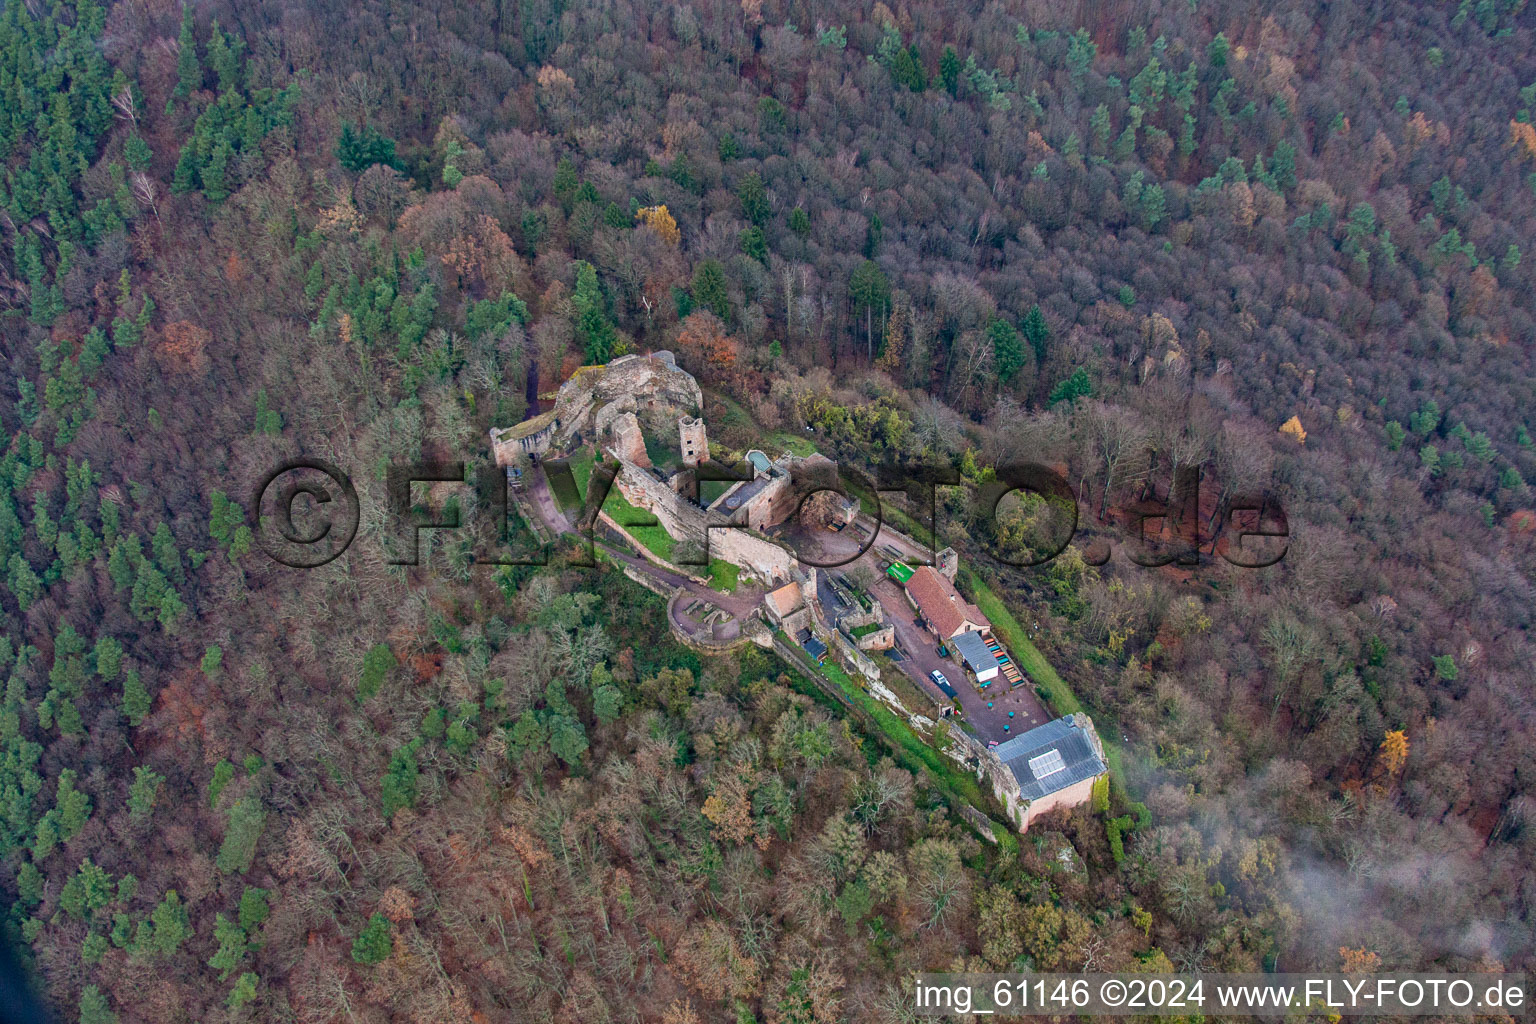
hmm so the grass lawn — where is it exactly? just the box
[548,466,582,513]
[761,430,820,457]
[644,433,676,468]
[706,388,821,458]
[568,447,596,497]
[805,646,990,810]
[706,391,757,434]
[851,622,880,638]
[575,444,740,593]
[971,579,1128,786]
[699,479,732,506]
[707,559,740,592]
[547,447,599,514]
[601,485,677,563]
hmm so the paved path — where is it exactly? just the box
[526,465,572,534]
[527,467,1051,742]
[523,466,765,639]
[596,539,764,619]
[803,516,1050,743]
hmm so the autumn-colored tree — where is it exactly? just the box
[442,214,520,294]
[1511,120,1536,161]
[876,295,907,374]
[673,920,761,1001]
[1340,947,1382,973]
[701,769,756,844]
[379,885,415,923]
[537,65,576,93]
[1376,729,1409,781]
[158,321,211,373]
[764,957,844,1024]
[976,888,1025,967]
[661,999,701,1024]
[395,176,527,295]
[674,310,738,384]
[635,204,681,245]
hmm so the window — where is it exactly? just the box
[1028,749,1066,778]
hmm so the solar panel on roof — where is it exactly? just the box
[1028,749,1066,778]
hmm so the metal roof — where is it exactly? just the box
[886,560,914,583]
[991,715,1106,801]
[951,629,996,672]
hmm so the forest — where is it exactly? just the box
[1,0,1535,1020]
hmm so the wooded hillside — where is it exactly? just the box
[1,0,1534,1020]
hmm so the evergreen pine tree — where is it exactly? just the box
[939,46,961,94]
[173,7,200,99]
[1021,304,1050,362]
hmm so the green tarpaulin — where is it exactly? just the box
[886,561,914,583]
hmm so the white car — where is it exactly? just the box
[929,669,948,686]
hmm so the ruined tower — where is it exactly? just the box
[679,415,707,467]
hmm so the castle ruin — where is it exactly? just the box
[490,353,852,586]
[678,415,707,467]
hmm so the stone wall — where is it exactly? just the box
[490,413,557,466]
[610,411,649,467]
[828,627,882,684]
[732,453,847,531]
[837,604,894,650]
[613,460,706,546]
[777,604,812,636]
[493,354,703,467]
[979,744,1029,831]
[710,523,796,582]
[853,625,896,651]
[613,459,796,583]
[679,415,707,467]
[621,565,676,599]
[1020,775,1098,830]
[837,604,886,630]
[971,715,1108,833]
[550,354,703,447]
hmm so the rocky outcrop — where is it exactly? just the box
[492,353,702,466]
[551,353,703,447]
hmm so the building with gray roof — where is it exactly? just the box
[985,714,1108,831]
[951,629,999,683]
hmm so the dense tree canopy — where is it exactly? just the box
[1,0,1535,1019]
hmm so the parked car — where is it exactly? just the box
[929,669,958,699]
[935,644,949,658]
